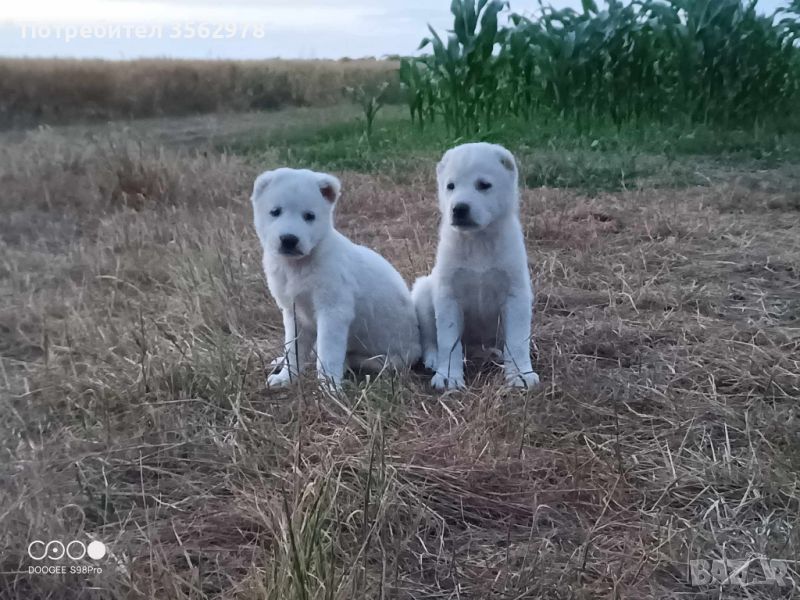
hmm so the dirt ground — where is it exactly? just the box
[1,114,798,599]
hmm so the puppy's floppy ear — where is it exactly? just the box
[252,170,275,201]
[494,145,517,173]
[317,173,341,204]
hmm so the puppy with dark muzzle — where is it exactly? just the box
[412,143,540,390]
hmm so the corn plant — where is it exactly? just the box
[399,58,435,129]
[401,0,508,135]
[345,82,390,139]
[400,0,800,135]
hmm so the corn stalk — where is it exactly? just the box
[399,0,800,135]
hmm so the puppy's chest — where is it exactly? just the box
[266,268,317,323]
[450,267,511,310]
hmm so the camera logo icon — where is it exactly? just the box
[28,540,106,561]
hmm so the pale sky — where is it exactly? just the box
[0,0,792,60]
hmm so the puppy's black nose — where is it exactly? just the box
[452,203,470,220]
[279,234,299,250]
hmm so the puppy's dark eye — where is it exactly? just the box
[303,212,316,222]
[446,182,455,191]
[269,207,282,217]
[476,180,492,191]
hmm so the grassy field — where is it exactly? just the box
[1,103,799,599]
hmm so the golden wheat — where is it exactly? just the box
[0,58,401,127]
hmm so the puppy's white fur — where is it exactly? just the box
[412,143,539,390]
[252,168,420,388]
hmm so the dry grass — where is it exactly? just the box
[0,58,401,128]
[1,124,799,599]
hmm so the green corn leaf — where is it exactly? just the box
[452,0,469,45]
[465,0,479,37]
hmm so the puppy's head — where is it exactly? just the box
[251,168,340,259]
[436,142,519,232]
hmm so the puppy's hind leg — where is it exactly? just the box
[411,276,438,371]
[347,354,388,373]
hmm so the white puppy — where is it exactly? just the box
[412,143,539,390]
[252,168,420,388]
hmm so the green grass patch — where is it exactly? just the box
[226,108,800,192]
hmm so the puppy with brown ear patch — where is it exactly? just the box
[412,143,540,390]
[252,168,421,388]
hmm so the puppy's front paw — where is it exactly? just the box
[431,372,465,391]
[423,349,438,371]
[267,368,293,388]
[316,372,343,393]
[506,369,540,389]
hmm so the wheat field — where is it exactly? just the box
[0,58,401,128]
